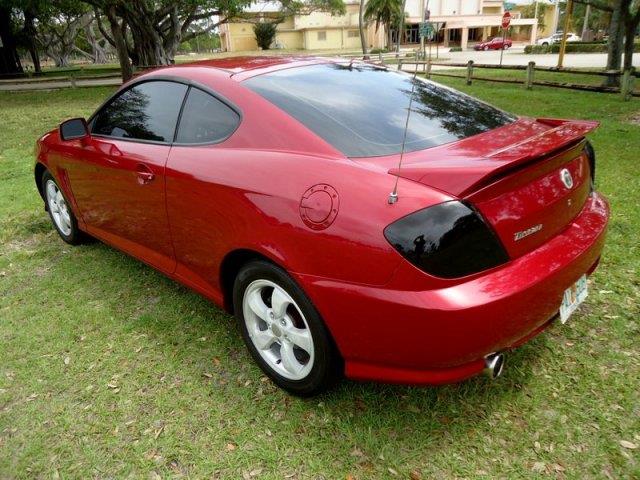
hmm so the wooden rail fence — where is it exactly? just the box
[397,59,638,100]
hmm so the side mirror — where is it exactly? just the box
[60,117,89,141]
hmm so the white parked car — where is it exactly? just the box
[536,32,581,46]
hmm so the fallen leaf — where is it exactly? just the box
[64,356,70,365]
[202,372,213,379]
[410,470,422,480]
[350,447,364,457]
[620,440,638,449]
[388,467,398,476]
[532,462,546,473]
[226,443,237,451]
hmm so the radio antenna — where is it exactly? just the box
[388,65,419,204]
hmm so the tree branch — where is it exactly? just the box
[572,0,613,12]
[94,9,116,47]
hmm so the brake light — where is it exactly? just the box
[383,201,509,278]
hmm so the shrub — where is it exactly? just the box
[370,48,389,54]
[253,22,278,50]
[449,46,462,52]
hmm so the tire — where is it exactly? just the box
[233,260,342,396]
[42,170,85,245]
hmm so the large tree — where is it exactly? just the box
[37,11,93,67]
[573,0,640,85]
[87,0,345,82]
[0,2,25,76]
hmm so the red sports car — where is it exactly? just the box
[35,56,609,396]
[474,37,513,50]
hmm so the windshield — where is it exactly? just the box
[244,63,516,157]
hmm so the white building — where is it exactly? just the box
[401,0,538,49]
[219,0,539,52]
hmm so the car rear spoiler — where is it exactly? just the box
[388,118,599,197]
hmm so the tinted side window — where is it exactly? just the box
[92,81,188,142]
[175,88,240,144]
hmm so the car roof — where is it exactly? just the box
[171,55,339,80]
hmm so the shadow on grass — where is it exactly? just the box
[52,235,547,439]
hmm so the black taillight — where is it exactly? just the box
[384,201,509,279]
[584,140,596,189]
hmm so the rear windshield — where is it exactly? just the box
[244,63,516,157]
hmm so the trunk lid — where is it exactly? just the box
[360,117,598,259]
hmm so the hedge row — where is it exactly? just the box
[525,42,640,54]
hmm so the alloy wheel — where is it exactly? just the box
[46,179,72,236]
[242,279,314,380]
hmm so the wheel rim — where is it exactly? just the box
[242,279,315,381]
[45,179,72,236]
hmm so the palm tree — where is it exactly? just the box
[364,0,402,50]
[359,0,369,58]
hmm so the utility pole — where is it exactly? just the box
[552,0,560,34]
[557,0,574,68]
[419,0,430,59]
[581,3,590,40]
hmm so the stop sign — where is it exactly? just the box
[502,11,511,29]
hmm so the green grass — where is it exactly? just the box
[1,80,639,479]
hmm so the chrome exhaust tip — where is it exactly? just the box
[484,352,505,379]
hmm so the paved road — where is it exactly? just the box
[0,76,121,92]
[435,47,640,69]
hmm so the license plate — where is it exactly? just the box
[559,275,588,324]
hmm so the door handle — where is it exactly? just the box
[135,163,155,185]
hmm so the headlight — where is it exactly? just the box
[383,201,509,278]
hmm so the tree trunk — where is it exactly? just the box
[105,5,133,82]
[0,7,24,76]
[23,9,41,74]
[359,0,368,58]
[604,0,625,86]
[84,20,108,64]
[623,14,639,71]
[396,0,407,54]
[387,24,393,50]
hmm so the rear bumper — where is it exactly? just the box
[297,192,609,385]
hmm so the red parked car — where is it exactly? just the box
[474,37,513,50]
[35,56,609,395]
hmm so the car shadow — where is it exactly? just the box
[62,239,551,443]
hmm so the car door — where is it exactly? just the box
[163,86,241,295]
[66,80,188,273]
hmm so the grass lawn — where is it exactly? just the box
[1,78,639,479]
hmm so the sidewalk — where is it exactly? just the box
[0,75,121,92]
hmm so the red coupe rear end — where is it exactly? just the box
[35,58,609,394]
